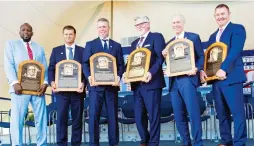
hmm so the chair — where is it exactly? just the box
[25,102,57,144]
[188,92,211,140]
[83,97,108,142]
[160,93,175,141]
[0,97,11,145]
[118,94,135,141]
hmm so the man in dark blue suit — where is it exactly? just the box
[162,14,204,146]
[200,4,247,146]
[82,18,124,146]
[48,25,86,146]
[123,16,166,146]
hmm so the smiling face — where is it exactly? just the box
[97,21,110,39]
[63,29,76,45]
[135,22,150,36]
[19,23,33,42]
[172,15,185,35]
[214,6,231,28]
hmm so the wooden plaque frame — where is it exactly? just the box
[125,48,151,82]
[18,60,45,95]
[165,38,195,77]
[90,52,118,85]
[204,42,227,82]
[55,60,82,91]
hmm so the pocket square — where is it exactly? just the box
[144,44,151,47]
[61,52,63,54]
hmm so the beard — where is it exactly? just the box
[22,38,31,42]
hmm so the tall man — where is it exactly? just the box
[48,25,86,146]
[200,4,247,146]
[162,14,204,146]
[83,18,124,146]
[123,16,166,146]
[4,23,48,146]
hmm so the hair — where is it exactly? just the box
[215,4,230,12]
[172,13,185,24]
[97,18,110,25]
[63,25,76,34]
[20,23,33,31]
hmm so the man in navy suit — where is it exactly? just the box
[123,16,166,146]
[162,14,204,146]
[200,4,247,146]
[82,18,124,146]
[48,25,86,146]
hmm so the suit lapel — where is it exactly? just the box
[108,39,114,54]
[96,37,104,52]
[220,22,232,42]
[61,45,67,60]
[142,32,151,47]
[74,45,79,61]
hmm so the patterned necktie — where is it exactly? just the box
[26,42,33,60]
[67,47,74,60]
[103,39,108,50]
[137,37,144,48]
[216,28,224,42]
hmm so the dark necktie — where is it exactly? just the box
[26,42,33,60]
[137,37,144,48]
[67,47,74,60]
[103,39,108,50]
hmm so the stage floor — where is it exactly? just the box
[2,140,254,146]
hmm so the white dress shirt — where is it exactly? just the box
[100,37,110,49]
[65,43,75,60]
[137,31,150,47]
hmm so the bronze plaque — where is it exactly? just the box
[18,60,45,95]
[165,39,195,77]
[125,48,151,82]
[55,60,82,91]
[90,53,118,85]
[204,42,227,82]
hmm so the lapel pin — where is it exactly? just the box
[61,52,63,54]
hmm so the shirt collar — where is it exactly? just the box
[176,31,185,39]
[100,37,110,41]
[219,21,230,31]
[21,39,32,45]
[140,31,150,39]
[65,43,75,49]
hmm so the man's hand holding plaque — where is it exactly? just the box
[89,53,118,86]
[202,42,227,83]
[18,60,45,95]
[124,48,151,83]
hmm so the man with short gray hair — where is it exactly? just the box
[162,14,204,146]
[123,16,166,146]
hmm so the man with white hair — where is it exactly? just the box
[123,16,166,146]
[162,14,204,146]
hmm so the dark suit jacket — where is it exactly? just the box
[82,37,124,91]
[168,32,204,90]
[207,22,247,85]
[130,32,166,91]
[48,45,86,96]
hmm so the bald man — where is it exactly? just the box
[162,14,204,146]
[4,23,48,146]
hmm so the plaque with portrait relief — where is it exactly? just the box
[203,42,227,82]
[55,60,82,91]
[90,52,118,85]
[18,60,45,95]
[125,48,151,82]
[165,39,195,77]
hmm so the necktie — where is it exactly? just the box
[137,37,144,48]
[26,42,33,60]
[216,28,224,42]
[102,39,108,50]
[67,47,74,60]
